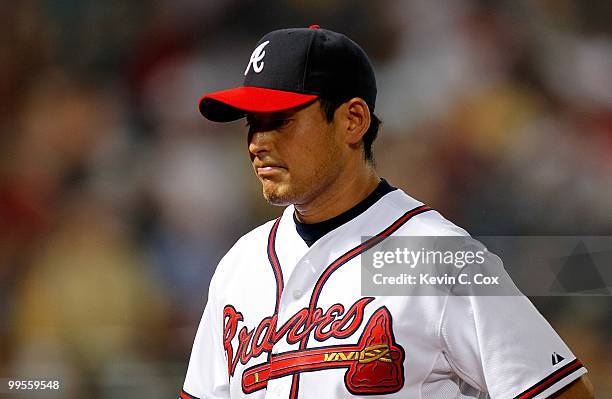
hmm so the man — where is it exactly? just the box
[181,26,593,399]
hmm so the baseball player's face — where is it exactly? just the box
[247,100,346,206]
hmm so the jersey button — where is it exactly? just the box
[293,289,303,299]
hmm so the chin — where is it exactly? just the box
[264,195,292,206]
[263,189,294,206]
[262,181,298,206]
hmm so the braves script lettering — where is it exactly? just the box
[223,297,374,376]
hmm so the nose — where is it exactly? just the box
[248,129,273,157]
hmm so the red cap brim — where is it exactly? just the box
[199,86,318,122]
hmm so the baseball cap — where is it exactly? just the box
[199,25,377,122]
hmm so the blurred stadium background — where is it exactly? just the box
[1,0,611,397]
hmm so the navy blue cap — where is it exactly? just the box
[199,25,377,122]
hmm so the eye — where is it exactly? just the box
[274,118,292,129]
[245,117,292,132]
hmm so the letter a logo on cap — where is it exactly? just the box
[244,41,270,76]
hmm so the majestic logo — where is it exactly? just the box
[223,300,405,395]
[552,352,565,366]
[244,40,270,75]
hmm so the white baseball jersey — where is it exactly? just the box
[181,189,586,399]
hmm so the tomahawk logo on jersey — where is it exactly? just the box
[180,190,586,399]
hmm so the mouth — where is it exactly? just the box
[254,163,288,178]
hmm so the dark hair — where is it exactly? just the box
[318,98,381,164]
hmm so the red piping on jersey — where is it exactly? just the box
[286,204,432,399]
[290,374,300,399]
[514,359,583,399]
[179,389,199,399]
[306,204,431,317]
[267,217,284,314]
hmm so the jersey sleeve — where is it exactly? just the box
[181,267,230,399]
[439,250,587,399]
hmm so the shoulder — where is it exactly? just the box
[234,217,279,250]
[212,215,280,278]
[383,189,470,237]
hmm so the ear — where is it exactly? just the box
[343,98,371,146]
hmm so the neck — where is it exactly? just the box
[294,164,379,224]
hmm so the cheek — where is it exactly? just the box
[279,118,340,181]
[297,130,340,177]
[316,126,342,163]
[292,133,325,166]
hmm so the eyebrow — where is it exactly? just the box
[246,111,295,123]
